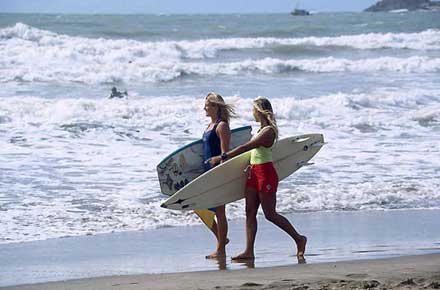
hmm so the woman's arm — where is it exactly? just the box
[208,126,275,166]
[216,121,230,157]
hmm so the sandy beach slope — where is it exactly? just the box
[3,253,439,290]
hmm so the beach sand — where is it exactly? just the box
[1,210,439,288]
[3,253,440,290]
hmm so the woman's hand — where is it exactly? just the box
[207,155,221,167]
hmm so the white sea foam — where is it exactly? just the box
[1,23,440,84]
[3,23,440,52]
[1,88,439,244]
[175,56,440,75]
[2,52,440,84]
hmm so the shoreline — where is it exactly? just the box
[3,253,440,290]
[1,209,440,287]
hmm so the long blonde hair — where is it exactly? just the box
[205,92,236,123]
[253,96,278,139]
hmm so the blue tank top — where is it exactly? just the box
[203,120,222,172]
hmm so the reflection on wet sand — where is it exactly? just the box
[231,258,255,269]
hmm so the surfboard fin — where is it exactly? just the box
[311,142,327,147]
[296,161,314,167]
[292,137,310,143]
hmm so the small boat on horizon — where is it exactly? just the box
[290,8,311,16]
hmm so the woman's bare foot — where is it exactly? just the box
[205,252,225,259]
[297,255,306,264]
[206,249,226,259]
[297,235,307,257]
[231,251,254,261]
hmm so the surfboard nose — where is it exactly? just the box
[160,203,168,208]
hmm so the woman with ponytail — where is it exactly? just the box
[208,97,307,260]
[202,92,236,259]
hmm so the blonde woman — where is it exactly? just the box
[202,92,236,259]
[208,97,307,260]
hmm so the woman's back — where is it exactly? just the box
[250,126,276,165]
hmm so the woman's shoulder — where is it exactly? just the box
[258,125,276,135]
[256,126,276,146]
[216,120,230,128]
[216,120,230,134]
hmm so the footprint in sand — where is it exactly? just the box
[346,273,369,279]
[241,282,263,287]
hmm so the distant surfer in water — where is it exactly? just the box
[108,87,128,99]
[202,92,236,259]
[208,97,307,260]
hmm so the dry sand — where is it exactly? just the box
[3,253,440,290]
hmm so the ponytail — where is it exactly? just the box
[253,96,278,139]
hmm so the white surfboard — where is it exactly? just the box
[156,126,252,230]
[161,133,324,211]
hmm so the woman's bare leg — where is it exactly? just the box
[259,191,307,257]
[232,187,260,260]
[206,205,228,259]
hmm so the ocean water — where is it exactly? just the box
[0,12,440,244]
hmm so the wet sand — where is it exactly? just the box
[3,253,440,290]
[1,210,439,287]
